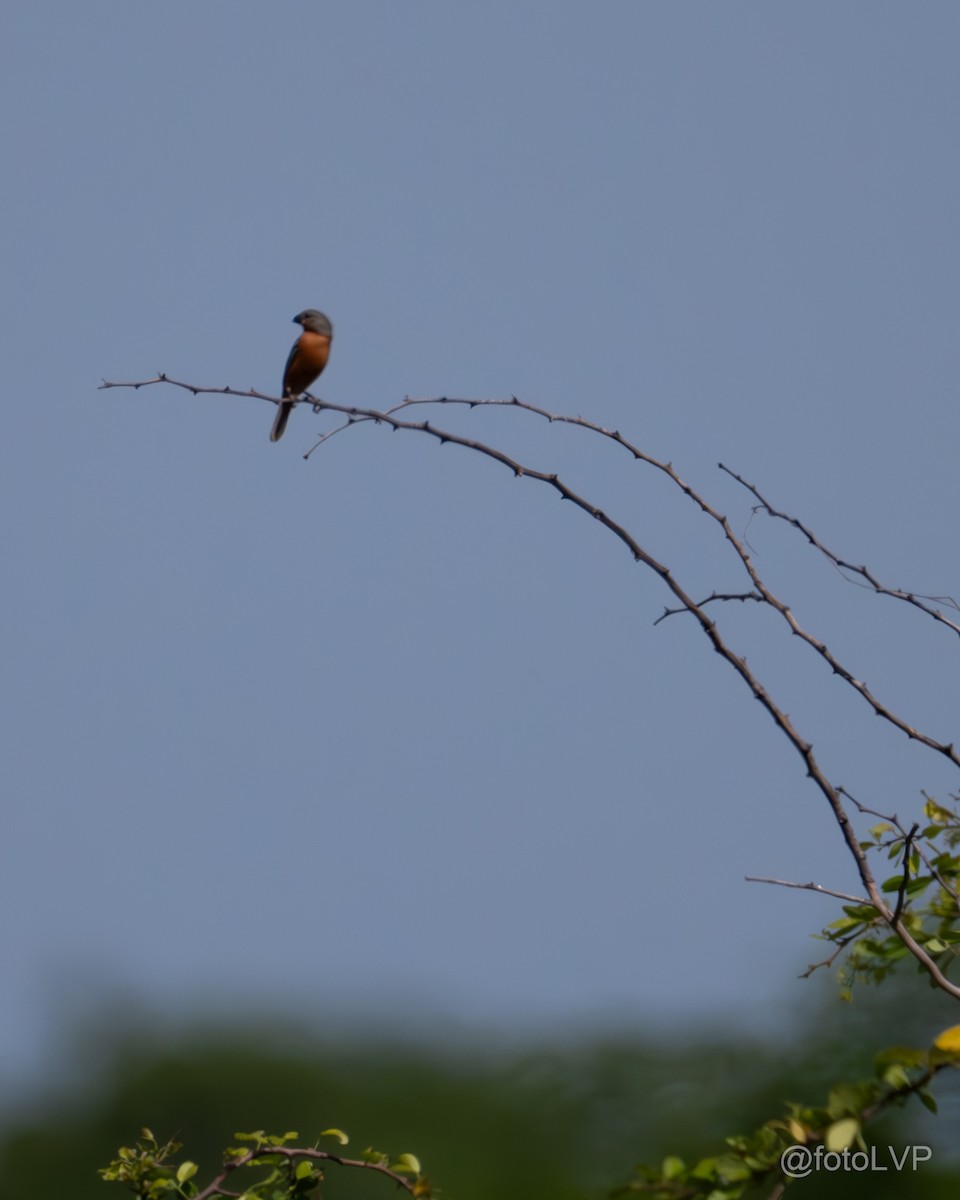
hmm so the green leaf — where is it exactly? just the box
[924,799,954,823]
[827,1082,873,1117]
[711,1155,753,1183]
[874,1044,927,1071]
[905,875,934,895]
[393,1153,422,1174]
[661,1156,686,1180]
[689,1156,719,1181]
[918,1089,939,1113]
[825,917,864,934]
[320,1128,349,1145]
[176,1161,198,1183]
[880,1064,911,1089]
[825,1118,859,1151]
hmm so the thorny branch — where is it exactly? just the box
[99,375,960,999]
[719,463,960,639]
[193,1144,417,1200]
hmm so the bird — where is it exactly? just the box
[270,309,334,442]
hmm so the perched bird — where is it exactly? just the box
[270,309,334,442]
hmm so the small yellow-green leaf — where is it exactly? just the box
[825,1118,859,1151]
[689,1156,718,1182]
[787,1119,807,1143]
[176,1162,198,1183]
[881,1064,911,1089]
[393,1153,422,1174]
[661,1156,685,1179]
[295,1160,314,1180]
[321,1128,349,1145]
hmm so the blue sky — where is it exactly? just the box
[2,2,959,1091]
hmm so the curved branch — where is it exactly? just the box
[98,375,960,998]
[299,388,960,771]
[192,1144,418,1200]
[719,462,960,639]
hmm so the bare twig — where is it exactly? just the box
[654,591,764,624]
[744,875,872,907]
[799,943,853,979]
[719,463,960,639]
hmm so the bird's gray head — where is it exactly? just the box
[294,309,333,337]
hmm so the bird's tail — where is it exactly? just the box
[270,401,294,442]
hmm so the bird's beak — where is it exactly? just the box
[292,314,302,325]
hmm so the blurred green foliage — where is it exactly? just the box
[0,983,958,1199]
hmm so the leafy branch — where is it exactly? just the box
[617,1031,960,1200]
[100,1128,430,1200]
